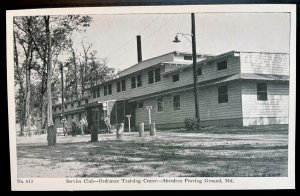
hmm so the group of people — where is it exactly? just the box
[59,114,115,136]
[61,116,88,136]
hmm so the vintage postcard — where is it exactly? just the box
[7,4,296,190]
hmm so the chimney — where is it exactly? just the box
[137,35,142,63]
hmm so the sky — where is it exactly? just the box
[71,13,290,72]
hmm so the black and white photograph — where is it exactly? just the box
[6,4,296,190]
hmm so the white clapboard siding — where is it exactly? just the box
[198,56,240,82]
[241,81,289,125]
[90,55,241,103]
[198,82,243,121]
[135,90,196,126]
[53,98,90,115]
[135,82,242,126]
[240,52,289,75]
[92,66,168,103]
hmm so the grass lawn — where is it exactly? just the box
[16,125,288,177]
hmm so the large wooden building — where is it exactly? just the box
[52,50,289,131]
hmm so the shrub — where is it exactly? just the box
[184,117,197,131]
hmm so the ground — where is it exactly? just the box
[16,125,288,177]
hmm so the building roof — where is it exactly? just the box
[118,51,175,77]
[162,51,238,76]
[162,51,290,77]
[87,51,212,90]
[118,51,213,77]
[240,73,289,81]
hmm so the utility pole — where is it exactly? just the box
[191,13,201,130]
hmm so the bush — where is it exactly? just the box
[184,117,197,131]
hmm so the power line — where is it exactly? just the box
[143,15,172,40]
[104,14,162,61]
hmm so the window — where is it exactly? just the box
[257,83,268,101]
[117,81,121,92]
[217,60,227,71]
[108,84,112,95]
[53,107,56,112]
[59,106,61,110]
[155,68,161,82]
[65,104,67,109]
[137,101,143,108]
[93,89,96,98]
[218,85,228,103]
[157,97,164,112]
[173,95,181,110]
[121,80,126,91]
[148,70,154,84]
[131,76,136,88]
[172,74,179,82]
[197,67,202,75]
[97,87,100,97]
[184,55,193,60]
[78,101,81,107]
[71,102,74,107]
[137,75,142,87]
[104,85,108,96]
[85,99,88,104]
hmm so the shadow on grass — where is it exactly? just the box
[17,126,288,177]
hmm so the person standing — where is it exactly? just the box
[83,116,88,134]
[64,119,69,136]
[104,115,111,133]
[79,118,84,135]
[71,116,77,137]
[61,118,66,136]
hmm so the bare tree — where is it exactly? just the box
[81,41,92,97]
[13,17,36,136]
[14,15,93,144]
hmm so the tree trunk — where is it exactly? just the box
[60,63,65,119]
[13,31,24,135]
[14,19,34,136]
[25,68,31,132]
[81,41,92,97]
[24,18,34,132]
[116,123,124,139]
[79,59,84,97]
[91,124,98,142]
[40,80,44,129]
[40,71,47,130]
[45,16,56,145]
[71,48,78,99]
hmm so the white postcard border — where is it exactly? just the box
[7,4,296,190]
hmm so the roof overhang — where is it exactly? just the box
[240,73,289,81]
[128,73,289,102]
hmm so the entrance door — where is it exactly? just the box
[125,101,136,131]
